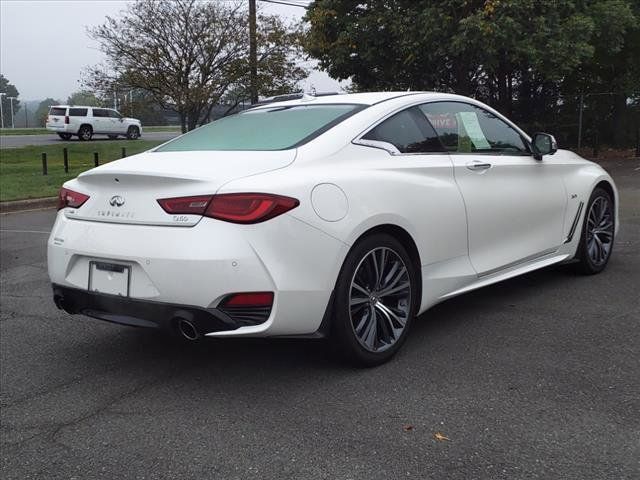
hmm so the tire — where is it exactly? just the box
[330,233,419,366]
[57,133,72,141]
[78,125,93,141]
[108,135,119,140]
[574,187,615,274]
[126,126,140,140]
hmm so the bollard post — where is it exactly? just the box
[41,153,48,175]
[63,147,69,173]
[121,147,126,158]
[94,152,99,167]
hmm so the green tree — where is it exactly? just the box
[0,74,21,127]
[67,90,101,106]
[35,98,60,127]
[304,0,640,146]
[87,0,307,132]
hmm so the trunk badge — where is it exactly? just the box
[109,195,125,207]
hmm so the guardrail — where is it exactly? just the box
[40,147,128,175]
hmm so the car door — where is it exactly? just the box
[107,109,125,133]
[354,106,472,300]
[91,108,111,134]
[419,101,566,275]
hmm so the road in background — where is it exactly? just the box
[0,130,179,148]
[1,159,638,479]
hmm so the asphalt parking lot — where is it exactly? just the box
[1,158,638,479]
[0,130,178,148]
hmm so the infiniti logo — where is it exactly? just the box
[109,195,125,207]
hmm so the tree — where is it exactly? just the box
[0,74,21,127]
[87,0,306,132]
[303,0,640,146]
[35,98,60,127]
[67,90,101,106]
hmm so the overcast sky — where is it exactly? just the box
[0,0,346,101]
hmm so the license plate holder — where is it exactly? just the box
[88,261,131,297]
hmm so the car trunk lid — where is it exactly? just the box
[64,150,296,226]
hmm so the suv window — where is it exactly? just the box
[362,107,444,153]
[92,108,109,118]
[107,110,122,118]
[68,108,88,117]
[49,107,66,116]
[419,102,528,154]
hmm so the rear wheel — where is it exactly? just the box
[78,125,93,141]
[57,133,72,140]
[330,233,418,366]
[574,187,615,274]
[126,126,140,140]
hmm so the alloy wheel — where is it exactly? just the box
[586,196,614,266]
[349,247,411,353]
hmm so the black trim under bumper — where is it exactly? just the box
[52,284,240,334]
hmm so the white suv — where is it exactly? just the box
[46,106,143,141]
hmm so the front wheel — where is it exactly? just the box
[330,233,418,366]
[126,126,140,140]
[574,187,615,274]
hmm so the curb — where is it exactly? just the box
[0,197,57,214]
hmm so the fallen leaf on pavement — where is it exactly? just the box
[434,432,450,442]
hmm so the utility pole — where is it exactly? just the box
[25,104,28,128]
[0,93,5,129]
[8,97,16,128]
[249,0,258,104]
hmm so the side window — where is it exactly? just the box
[362,107,444,153]
[108,110,122,118]
[68,108,88,117]
[419,102,528,154]
[92,109,108,118]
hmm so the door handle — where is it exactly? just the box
[466,162,492,171]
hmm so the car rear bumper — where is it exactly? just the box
[47,211,347,337]
[52,284,241,334]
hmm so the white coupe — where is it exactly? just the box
[48,92,618,365]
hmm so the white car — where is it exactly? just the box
[48,92,618,365]
[45,105,142,141]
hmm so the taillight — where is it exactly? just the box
[65,116,69,124]
[156,195,212,215]
[57,187,90,210]
[157,193,299,224]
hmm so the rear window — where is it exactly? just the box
[68,108,88,117]
[156,104,365,152]
[49,107,66,116]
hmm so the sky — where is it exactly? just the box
[0,0,347,101]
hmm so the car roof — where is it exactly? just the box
[50,105,113,109]
[250,91,433,109]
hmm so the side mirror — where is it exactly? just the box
[119,118,124,122]
[531,132,558,160]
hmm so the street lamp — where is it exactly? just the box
[0,92,5,129]
[7,97,16,128]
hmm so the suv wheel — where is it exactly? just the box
[57,133,72,141]
[127,126,140,140]
[330,233,418,366]
[78,125,93,141]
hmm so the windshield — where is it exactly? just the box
[156,104,365,152]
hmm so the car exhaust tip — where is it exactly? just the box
[176,318,201,341]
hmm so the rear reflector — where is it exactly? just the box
[57,187,90,210]
[157,193,299,224]
[221,292,274,307]
[64,116,69,124]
